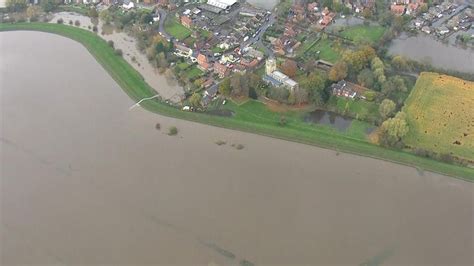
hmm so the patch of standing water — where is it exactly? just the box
[304,110,353,131]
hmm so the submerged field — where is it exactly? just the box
[403,72,474,161]
[1,23,473,179]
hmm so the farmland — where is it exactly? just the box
[403,72,474,161]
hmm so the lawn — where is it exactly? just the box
[298,36,340,63]
[403,72,474,161]
[327,96,380,122]
[340,25,386,44]
[185,66,204,80]
[164,17,191,40]
[2,23,472,180]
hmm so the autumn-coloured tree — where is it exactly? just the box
[329,61,348,82]
[281,59,298,78]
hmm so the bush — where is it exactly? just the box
[92,25,98,32]
[279,115,287,126]
[74,20,80,26]
[168,126,178,136]
[107,40,114,48]
[155,123,161,130]
[69,20,73,25]
[57,18,63,24]
[114,49,123,56]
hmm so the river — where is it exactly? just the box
[1,31,473,265]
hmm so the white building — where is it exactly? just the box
[207,0,237,10]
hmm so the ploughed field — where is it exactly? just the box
[403,72,474,161]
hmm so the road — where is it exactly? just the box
[156,8,172,40]
[240,12,276,56]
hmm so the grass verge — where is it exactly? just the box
[1,22,472,180]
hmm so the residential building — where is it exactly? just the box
[181,16,193,28]
[197,53,212,71]
[214,63,230,78]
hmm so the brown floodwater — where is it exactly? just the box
[1,31,473,266]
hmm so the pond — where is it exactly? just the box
[304,110,353,131]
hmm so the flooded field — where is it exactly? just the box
[389,33,474,73]
[1,31,473,266]
[247,0,279,10]
[51,12,185,103]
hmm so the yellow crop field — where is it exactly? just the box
[403,72,474,161]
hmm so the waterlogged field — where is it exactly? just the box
[403,72,474,160]
[340,25,386,44]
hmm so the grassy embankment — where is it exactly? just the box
[403,72,474,161]
[1,22,473,180]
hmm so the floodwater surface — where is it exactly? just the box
[247,0,279,10]
[389,33,474,73]
[1,32,473,266]
[304,110,353,131]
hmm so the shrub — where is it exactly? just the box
[69,20,73,25]
[92,25,98,32]
[279,115,287,126]
[155,123,161,130]
[57,18,63,24]
[114,49,123,56]
[168,126,178,136]
[107,40,114,48]
[74,20,80,26]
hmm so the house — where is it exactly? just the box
[197,53,212,71]
[214,63,230,78]
[391,4,406,15]
[175,44,193,57]
[181,16,193,29]
[331,80,357,99]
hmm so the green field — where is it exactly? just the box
[2,23,472,180]
[327,96,380,122]
[185,66,204,80]
[341,25,386,44]
[403,72,474,161]
[299,37,340,63]
[164,17,191,40]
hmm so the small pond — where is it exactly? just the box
[304,110,353,131]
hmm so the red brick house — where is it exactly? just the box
[197,53,212,71]
[181,16,193,28]
[214,63,230,78]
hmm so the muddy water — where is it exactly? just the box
[247,0,279,10]
[389,33,474,73]
[1,31,473,266]
[51,12,184,103]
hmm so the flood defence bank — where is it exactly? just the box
[1,22,472,180]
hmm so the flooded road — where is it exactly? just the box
[1,31,473,266]
[389,33,474,73]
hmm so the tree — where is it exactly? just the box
[379,111,409,147]
[329,61,348,82]
[88,8,99,18]
[281,59,297,78]
[75,20,81,26]
[300,71,328,105]
[391,55,408,70]
[26,5,42,20]
[379,99,396,119]
[40,0,60,12]
[107,40,114,48]
[189,93,201,108]
[219,78,231,96]
[357,69,375,88]
[100,9,113,25]
[6,0,27,12]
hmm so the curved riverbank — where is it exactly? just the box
[1,22,473,180]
